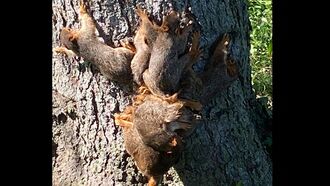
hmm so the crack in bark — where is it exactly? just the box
[91,91,100,147]
[118,0,133,36]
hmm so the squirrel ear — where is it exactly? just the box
[164,102,183,122]
[68,32,79,42]
[60,28,79,51]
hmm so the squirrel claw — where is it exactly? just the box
[221,33,230,48]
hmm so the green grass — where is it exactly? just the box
[248,0,272,109]
[248,0,272,158]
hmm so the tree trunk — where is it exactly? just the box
[52,0,272,185]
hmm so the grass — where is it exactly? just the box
[248,0,272,109]
[248,0,272,158]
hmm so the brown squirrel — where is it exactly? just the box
[53,0,135,84]
[114,94,184,186]
[130,6,194,87]
[130,6,162,86]
[133,89,198,151]
[115,86,198,151]
[142,10,200,96]
[114,85,201,185]
[116,123,182,186]
[200,33,238,104]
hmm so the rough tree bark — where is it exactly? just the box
[52,0,272,185]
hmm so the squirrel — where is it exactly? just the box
[130,6,163,86]
[177,33,239,105]
[130,6,192,87]
[200,33,239,104]
[133,92,196,152]
[117,123,182,186]
[115,86,199,151]
[142,10,202,97]
[114,85,201,185]
[114,98,183,186]
[53,0,135,84]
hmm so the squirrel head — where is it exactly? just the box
[133,93,194,153]
[59,28,80,54]
[161,10,180,33]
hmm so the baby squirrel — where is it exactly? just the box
[114,90,184,186]
[200,33,238,104]
[114,86,200,185]
[115,121,182,186]
[142,10,201,96]
[133,89,198,152]
[53,0,134,84]
[116,86,197,151]
[130,6,163,86]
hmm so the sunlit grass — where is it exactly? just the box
[248,0,272,109]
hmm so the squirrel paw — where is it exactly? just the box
[114,106,134,128]
[137,85,151,95]
[162,93,179,104]
[169,137,178,147]
[119,38,136,53]
[136,5,149,19]
[132,86,151,107]
[182,99,202,111]
[114,113,133,128]
[53,47,67,54]
[221,33,230,50]
[226,57,238,77]
[79,0,87,15]
[190,32,202,60]
[53,47,77,57]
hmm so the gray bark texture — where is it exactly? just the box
[52,0,272,185]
